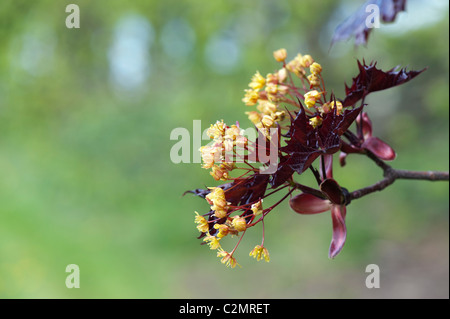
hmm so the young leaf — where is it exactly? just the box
[343,60,426,107]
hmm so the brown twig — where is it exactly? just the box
[348,150,449,202]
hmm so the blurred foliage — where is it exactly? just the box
[0,0,448,298]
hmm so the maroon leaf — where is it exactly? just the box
[320,179,344,205]
[362,137,396,160]
[289,193,332,215]
[343,60,426,107]
[321,104,364,139]
[358,112,397,160]
[280,104,363,175]
[269,156,294,188]
[332,0,407,47]
[329,205,347,259]
[186,174,269,207]
[238,174,270,205]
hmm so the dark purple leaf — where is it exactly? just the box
[283,150,322,175]
[269,156,294,188]
[280,104,363,175]
[238,174,270,205]
[343,60,426,107]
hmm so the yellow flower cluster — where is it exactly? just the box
[217,249,239,268]
[194,212,209,233]
[285,53,314,77]
[304,90,322,108]
[249,245,270,262]
[243,49,329,137]
[243,73,287,137]
[194,193,269,267]
[199,120,247,181]
[205,187,229,219]
[307,62,323,88]
[243,68,289,107]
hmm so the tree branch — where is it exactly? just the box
[347,151,449,202]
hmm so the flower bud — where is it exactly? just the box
[273,48,287,62]
[232,216,247,232]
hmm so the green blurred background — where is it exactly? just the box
[0,0,448,298]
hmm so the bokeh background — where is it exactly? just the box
[0,0,448,298]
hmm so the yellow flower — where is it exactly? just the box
[206,120,226,139]
[300,54,314,68]
[272,111,286,122]
[265,73,278,84]
[286,53,309,77]
[286,58,302,76]
[273,48,287,62]
[307,74,320,87]
[278,68,287,82]
[214,208,228,219]
[265,83,278,95]
[194,212,209,233]
[205,187,230,218]
[330,100,343,115]
[246,111,262,125]
[249,71,266,90]
[249,245,270,262]
[210,165,229,181]
[223,138,234,153]
[251,200,263,216]
[203,234,221,250]
[277,85,288,95]
[257,100,277,115]
[217,249,239,268]
[310,62,322,75]
[309,116,323,128]
[203,233,220,249]
[199,145,221,169]
[213,223,230,238]
[304,90,322,108]
[206,187,225,203]
[243,89,259,106]
[231,216,247,232]
[261,115,274,127]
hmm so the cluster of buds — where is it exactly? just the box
[199,120,247,181]
[194,185,270,268]
[242,49,337,137]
